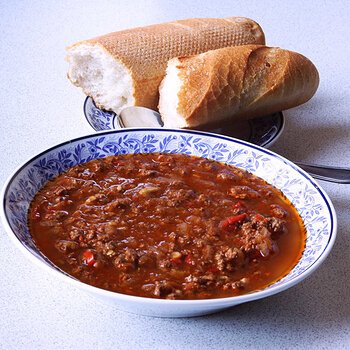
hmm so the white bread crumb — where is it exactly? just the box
[67,43,134,114]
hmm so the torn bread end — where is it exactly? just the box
[67,43,135,115]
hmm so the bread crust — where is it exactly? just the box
[67,17,265,111]
[160,45,319,128]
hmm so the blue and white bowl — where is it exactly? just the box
[1,129,337,317]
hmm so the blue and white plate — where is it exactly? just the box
[83,97,284,148]
[1,128,336,317]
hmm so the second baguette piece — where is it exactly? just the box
[158,45,319,128]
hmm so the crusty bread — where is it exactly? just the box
[158,45,319,128]
[66,17,265,114]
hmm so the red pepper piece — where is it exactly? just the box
[171,258,181,265]
[185,254,194,265]
[221,213,247,229]
[208,267,219,273]
[254,214,263,222]
[82,251,95,267]
[233,202,246,209]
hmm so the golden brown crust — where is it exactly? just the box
[169,45,319,128]
[67,17,265,110]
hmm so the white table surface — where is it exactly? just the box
[1,1,350,349]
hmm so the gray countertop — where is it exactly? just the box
[1,1,349,349]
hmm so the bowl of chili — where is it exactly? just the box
[1,128,337,317]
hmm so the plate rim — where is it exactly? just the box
[83,96,285,148]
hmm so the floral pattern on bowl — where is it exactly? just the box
[1,129,336,317]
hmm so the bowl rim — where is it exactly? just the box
[1,127,337,306]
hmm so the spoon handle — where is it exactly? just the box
[295,162,350,183]
[111,106,350,184]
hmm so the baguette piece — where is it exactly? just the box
[66,17,265,114]
[158,45,319,128]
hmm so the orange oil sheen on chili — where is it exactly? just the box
[28,153,306,300]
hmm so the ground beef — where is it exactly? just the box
[28,153,305,300]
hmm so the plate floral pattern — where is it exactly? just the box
[83,97,284,148]
[2,129,336,312]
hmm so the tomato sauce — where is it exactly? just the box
[28,153,306,299]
